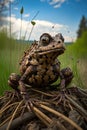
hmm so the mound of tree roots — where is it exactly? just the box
[0,86,87,130]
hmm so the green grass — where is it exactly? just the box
[0,31,87,95]
[0,31,29,95]
[58,45,86,88]
[59,31,87,88]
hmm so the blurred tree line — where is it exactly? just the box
[77,15,87,39]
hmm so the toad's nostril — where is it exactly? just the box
[58,40,61,43]
[52,45,55,47]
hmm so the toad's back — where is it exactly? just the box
[20,47,60,87]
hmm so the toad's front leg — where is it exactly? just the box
[8,73,21,98]
[19,66,37,110]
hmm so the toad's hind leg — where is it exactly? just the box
[60,67,73,90]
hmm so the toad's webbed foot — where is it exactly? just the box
[21,93,40,114]
[52,90,69,106]
[52,91,72,109]
[5,90,22,100]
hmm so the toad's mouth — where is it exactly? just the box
[36,48,65,55]
[34,46,65,55]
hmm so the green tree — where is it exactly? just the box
[77,15,87,38]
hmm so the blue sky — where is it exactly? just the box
[4,0,87,42]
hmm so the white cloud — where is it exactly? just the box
[53,3,61,8]
[14,7,18,10]
[2,15,74,42]
[1,0,15,8]
[49,0,65,5]
[40,0,66,8]
[23,13,30,18]
[49,0,66,8]
[11,14,16,17]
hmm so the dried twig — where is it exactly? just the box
[33,106,53,127]
[0,102,19,115]
[39,104,83,130]
[65,94,87,119]
[6,101,23,130]
[0,112,35,130]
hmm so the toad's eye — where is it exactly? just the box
[40,33,53,46]
[55,33,64,42]
[40,35,50,46]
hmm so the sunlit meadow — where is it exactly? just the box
[0,30,87,95]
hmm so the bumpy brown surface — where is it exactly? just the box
[0,86,87,130]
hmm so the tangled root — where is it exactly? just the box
[0,86,87,130]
